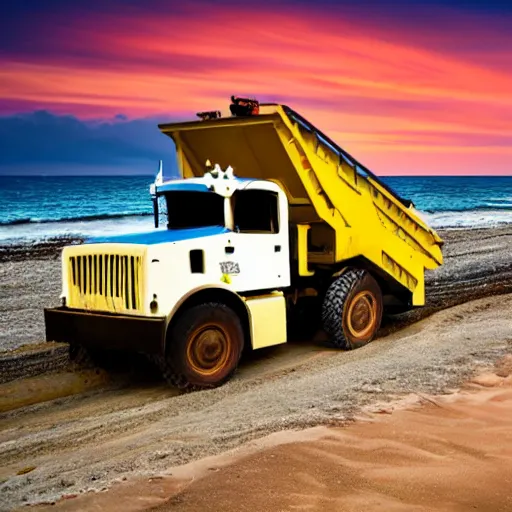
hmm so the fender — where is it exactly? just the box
[164,286,253,354]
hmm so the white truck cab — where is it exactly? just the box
[146,166,292,350]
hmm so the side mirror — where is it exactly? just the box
[152,197,159,228]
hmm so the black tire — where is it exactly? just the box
[322,269,383,349]
[159,302,244,390]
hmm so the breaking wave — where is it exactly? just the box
[421,208,512,229]
[0,212,152,226]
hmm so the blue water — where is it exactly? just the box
[0,175,511,244]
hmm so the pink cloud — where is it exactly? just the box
[0,1,511,175]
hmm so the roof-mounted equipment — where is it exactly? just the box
[196,110,222,121]
[229,96,259,116]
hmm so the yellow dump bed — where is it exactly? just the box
[159,104,443,305]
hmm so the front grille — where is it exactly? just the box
[67,253,143,312]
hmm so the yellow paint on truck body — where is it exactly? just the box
[62,243,148,315]
[245,292,287,349]
[296,224,315,277]
[159,104,443,305]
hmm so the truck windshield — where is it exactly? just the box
[164,191,225,229]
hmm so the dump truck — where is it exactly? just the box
[44,97,444,389]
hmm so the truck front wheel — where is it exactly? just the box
[161,302,244,390]
[322,269,383,350]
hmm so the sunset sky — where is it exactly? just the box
[1,0,511,176]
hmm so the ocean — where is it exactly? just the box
[0,175,511,245]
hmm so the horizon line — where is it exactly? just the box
[0,174,511,178]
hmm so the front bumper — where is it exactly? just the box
[44,307,166,355]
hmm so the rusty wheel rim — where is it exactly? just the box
[186,324,231,376]
[346,291,377,339]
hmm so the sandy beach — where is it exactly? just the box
[0,226,511,510]
[26,356,512,512]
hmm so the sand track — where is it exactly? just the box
[1,294,511,510]
[149,371,512,512]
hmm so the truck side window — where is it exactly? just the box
[233,190,279,233]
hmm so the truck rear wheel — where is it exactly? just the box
[322,269,383,349]
[161,302,244,390]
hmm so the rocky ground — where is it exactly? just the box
[0,226,511,510]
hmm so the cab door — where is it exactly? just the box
[223,188,290,293]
